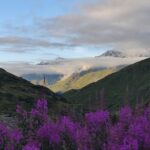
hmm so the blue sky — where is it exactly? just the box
[0,0,105,62]
[0,0,149,63]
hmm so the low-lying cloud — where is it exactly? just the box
[0,56,146,77]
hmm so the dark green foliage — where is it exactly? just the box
[0,68,67,114]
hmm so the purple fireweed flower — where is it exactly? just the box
[85,110,109,125]
[30,109,39,117]
[16,105,27,118]
[23,143,40,150]
[119,106,132,123]
[129,116,149,139]
[0,123,10,149]
[59,116,79,140]
[30,99,48,122]
[37,122,60,144]
[142,133,150,149]
[0,122,8,136]
[16,105,22,114]
[4,145,15,150]
[9,129,23,144]
[129,115,150,149]
[119,136,138,150]
[75,127,91,150]
[30,108,48,123]
[1,98,150,150]
[85,110,109,133]
[36,99,48,114]
[144,106,150,119]
[109,122,126,144]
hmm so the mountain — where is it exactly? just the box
[0,68,66,114]
[98,50,126,58]
[22,73,64,85]
[98,50,150,58]
[1,55,146,80]
[37,57,65,65]
[50,68,115,92]
[64,58,150,111]
[20,55,146,93]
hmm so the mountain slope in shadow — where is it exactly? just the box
[0,68,66,114]
[64,58,150,111]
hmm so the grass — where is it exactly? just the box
[50,68,115,92]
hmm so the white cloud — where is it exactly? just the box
[1,0,150,55]
[0,56,147,77]
[38,0,150,54]
[0,36,73,53]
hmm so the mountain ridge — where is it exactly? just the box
[98,50,126,58]
[97,50,150,58]
[50,68,115,92]
[64,58,150,111]
[0,68,67,114]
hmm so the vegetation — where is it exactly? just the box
[0,99,150,150]
[50,69,115,92]
[64,58,150,111]
[0,59,150,149]
[0,69,67,114]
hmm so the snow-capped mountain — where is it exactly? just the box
[99,50,126,58]
[98,50,150,58]
[0,50,148,79]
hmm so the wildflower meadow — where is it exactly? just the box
[0,99,150,150]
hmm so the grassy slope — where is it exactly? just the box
[0,69,67,114]
[50,69,115,92]
[64,58,150,111]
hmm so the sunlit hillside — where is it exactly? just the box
[50,68,115,92]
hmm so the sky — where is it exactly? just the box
[0,0,150,63]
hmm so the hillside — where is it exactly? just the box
[50,68,115,92]
[0,68,66,114]
[64,58,150,111]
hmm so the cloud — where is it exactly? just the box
[38,0,150,53]
[0,56,146,77]
[1,0,150,55]
[0,36,74,53]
